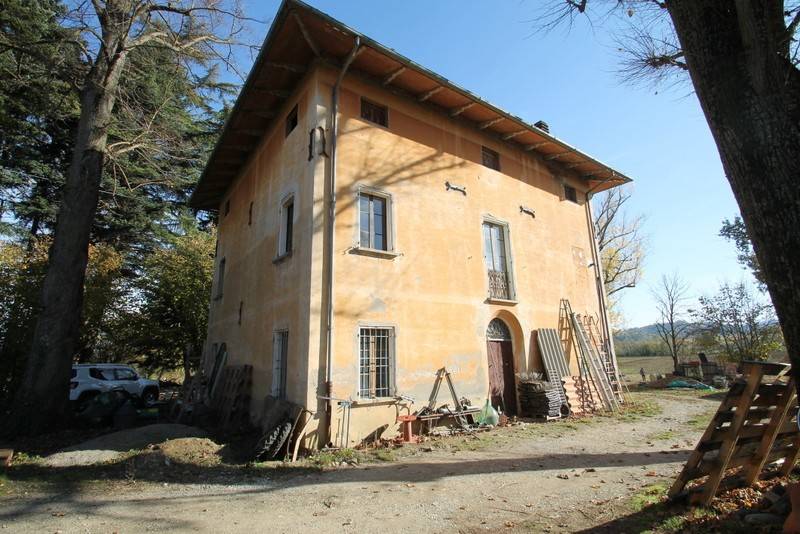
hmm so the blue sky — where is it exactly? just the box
[242,0,752,327]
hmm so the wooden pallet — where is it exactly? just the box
[211,364,253,432]
[669,361,800,505]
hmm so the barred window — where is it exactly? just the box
[482,220,515,300]
[563,184,578,203]
[360,98,388,127]
[481,146,500,171]
[358,327,394,398]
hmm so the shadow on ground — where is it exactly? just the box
[1,448,692,523]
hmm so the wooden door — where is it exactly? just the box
[487,339,517,415]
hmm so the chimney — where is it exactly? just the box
[534,120,549,133]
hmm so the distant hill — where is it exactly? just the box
[613,321,694,344]
[614,324,661,344]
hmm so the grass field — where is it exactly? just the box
[617,355,675,380]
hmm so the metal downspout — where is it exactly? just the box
[324,37,361,445]
[584,196,621,384]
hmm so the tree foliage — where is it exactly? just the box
[593,185,646,301]
[0,2,241,427]
[720,215,765,288]
[107,218,215,380]
[693,281,783,362]
[534,0,800,391]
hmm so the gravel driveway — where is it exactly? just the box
[1,391,717,533]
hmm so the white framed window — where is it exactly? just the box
[277,195,294,258]
[358,326,395,398]
[482,219,516,301]
[357,188,394,252]
[272,330,288,399]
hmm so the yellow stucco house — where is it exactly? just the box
[190,0,631,448]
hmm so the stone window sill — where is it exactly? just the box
[272,250,293,264]
[485,297,518,306]
[349,246,399,259]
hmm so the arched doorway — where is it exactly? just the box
[486,318,517,415]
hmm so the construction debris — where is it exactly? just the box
[210,365,252,432]
[517,378,563,419]
[670,361,800,506]
[537,328,571,411]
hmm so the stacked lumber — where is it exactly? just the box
[670,361,800,506]
[518,380,562,419]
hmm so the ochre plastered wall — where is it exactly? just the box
[320,66,604,445]
[204,63,608,447]
[204,70,321,424]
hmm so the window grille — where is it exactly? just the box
[361,98,388,127]
[481,146,500,171]
[359,327,393,398]
[487,318,512,341]
[564,184,578,203]
[482,222,511,299]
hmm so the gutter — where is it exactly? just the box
[323,36,361,446]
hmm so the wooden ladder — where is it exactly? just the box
[570,309,619,412]
[669,361,800,505]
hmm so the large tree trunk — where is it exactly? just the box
[666,2,800,385]
[9,39,128,435]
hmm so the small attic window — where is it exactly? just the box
[481,146,500,171]
[564,184,578,203]
[285,104,298,137]
[361,98,388,127]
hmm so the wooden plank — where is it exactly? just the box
[742,377,796,484]
[779,432,800,477]
[571,314,617,412]
[692,366,764,505]
[670,370,763,498]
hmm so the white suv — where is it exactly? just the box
[70,364,160,407]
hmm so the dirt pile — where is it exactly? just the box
[43,424,207,467]
[149,437,223,466]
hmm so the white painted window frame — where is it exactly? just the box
[481,215,517,302]
[276,192,295,260]
[353,185,397,257]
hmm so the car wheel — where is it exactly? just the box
[142,388,159,406]
[76,390,100,412]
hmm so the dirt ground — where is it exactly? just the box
[1,390,719,533]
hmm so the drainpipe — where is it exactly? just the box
[584,193,621,383]
[323,37,361,446]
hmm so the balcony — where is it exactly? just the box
[487,269,510,300]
